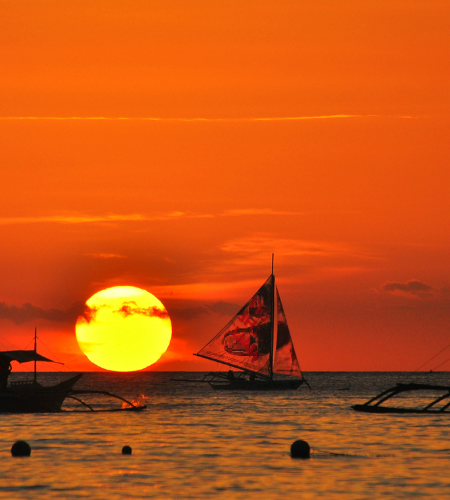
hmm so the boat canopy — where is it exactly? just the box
[0,350,58,364]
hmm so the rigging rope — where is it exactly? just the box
[414,341,450,372]
[35,335,73,372]
[311,447,394,458]
[430,356,450,372]
[0,333,21,350]
[23,338,33,350]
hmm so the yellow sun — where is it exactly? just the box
[75,286,172,371]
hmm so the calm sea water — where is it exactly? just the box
[1,371,450,499]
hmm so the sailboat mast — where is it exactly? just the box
[34,327,37,383]
[269,254,275,380]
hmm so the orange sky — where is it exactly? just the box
[1,0,449,372]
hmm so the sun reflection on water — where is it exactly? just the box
[1,372,449,499]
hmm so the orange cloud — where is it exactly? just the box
[220,235,372,260]
[85,253,127,259]
[1,114,372,121]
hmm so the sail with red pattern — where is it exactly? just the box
[273,288,302,377]
[196,276,273,377]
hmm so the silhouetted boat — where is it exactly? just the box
[352,383,450,414]
[176,257,308,390]
[0,330,146,413]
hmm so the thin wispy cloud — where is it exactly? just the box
[0,209,306,226]
[168,301,239,321]
[0,301,87,325]
[212,234,378,283]
[85,253,127,259]
[220,235,369,259]
[0,212,201,226]
[0,214,146,225]
[222,209,306,216]
[0,114,369,122]
[382,280,450,300]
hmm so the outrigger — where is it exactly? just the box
[352,383,450,414]
[0,329,146,413]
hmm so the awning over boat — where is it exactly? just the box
[0,350,57,364]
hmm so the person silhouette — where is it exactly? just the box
[0,357,12,391]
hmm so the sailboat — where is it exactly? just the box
[192,260,307,390]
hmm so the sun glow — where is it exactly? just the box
[75,286,172,372]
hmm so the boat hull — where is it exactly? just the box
[0,374,83,413]
[210,379,304,391]
[0,391,69,413]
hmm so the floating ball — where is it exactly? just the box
[290,439,310,458]
[11,441,31,457]
[122,445,132,455]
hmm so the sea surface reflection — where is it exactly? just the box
[1,371,449,499]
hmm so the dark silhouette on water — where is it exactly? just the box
[0,356,12,391]
[0,329,147,413]
[352,383,450,414]
[174,256,309,391]
[291,440,310,458]
[11,441,31,457]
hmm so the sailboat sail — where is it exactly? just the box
[273,287,302,377]
[196,276,273,377]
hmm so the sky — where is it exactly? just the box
[0,0,449,372]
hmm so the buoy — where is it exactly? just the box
[11,440,31,457]
[290,439,310,458]
[122,445,132,455]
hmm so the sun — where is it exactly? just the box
[75,286,172,372]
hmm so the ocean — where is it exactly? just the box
[1,371,450,499]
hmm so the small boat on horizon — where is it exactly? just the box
[175,256,308,390]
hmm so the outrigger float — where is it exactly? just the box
[0,330,146,413]
[352,383,450,414]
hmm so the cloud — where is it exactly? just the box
[0,114,368,122]
[222,209,306,217]
[168,301,239,321]
[0,298,237,327]
[220,235,365,259]
[0,213,185,226]
[82,306,99,324]
[0,208,348,227]
[383,280,433,294]
[114,301,170,319]
[0,209,303,226]
[0,301,88,325]
[382,280,442,299]
[85,253,127,259]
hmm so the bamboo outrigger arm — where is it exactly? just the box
[64,389,147,412]
[352,383,450,414]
